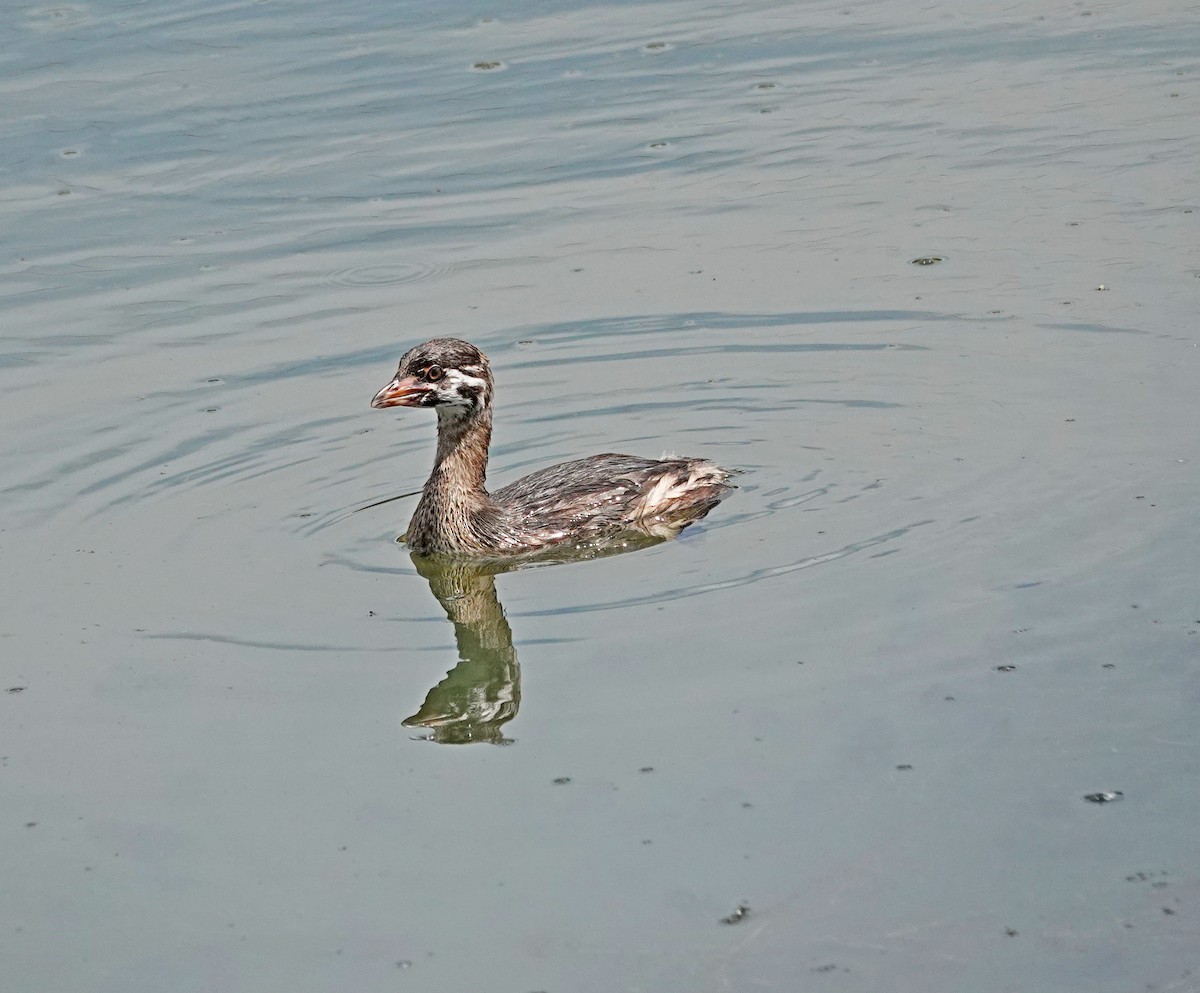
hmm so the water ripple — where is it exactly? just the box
[324,260,449,286]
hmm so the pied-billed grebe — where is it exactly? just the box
[370,338,736,555]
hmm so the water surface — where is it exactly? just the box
[3,0,1198,990]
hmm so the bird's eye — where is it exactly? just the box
[425,365,444,382]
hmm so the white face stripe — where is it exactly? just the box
[438,368,490,407]
[448,368,488,389]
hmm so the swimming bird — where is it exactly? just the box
[370,338,735,555]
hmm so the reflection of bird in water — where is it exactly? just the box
[402,534,668,744]
[371,338,736,556]
[403,554,519,745]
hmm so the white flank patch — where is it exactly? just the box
[633,461,730,519]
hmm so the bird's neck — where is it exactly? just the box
[429,404,492,499]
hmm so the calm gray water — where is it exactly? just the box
[3,0,1198,990]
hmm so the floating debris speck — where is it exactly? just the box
[720,903,751,925]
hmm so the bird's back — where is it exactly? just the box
[492,453,736,536]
